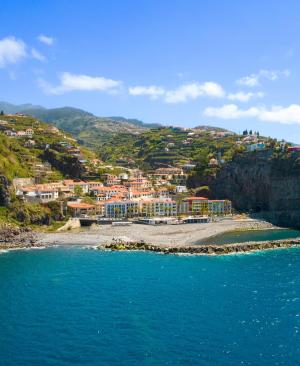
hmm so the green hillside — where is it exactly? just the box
[99,126,242,170]
[0,113,96,182]
[0,102,159,148]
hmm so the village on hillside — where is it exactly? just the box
[14,167,232,225]
[1,112,297,227]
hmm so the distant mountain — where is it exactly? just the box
[0,101,45,114]
[0,102,161,148]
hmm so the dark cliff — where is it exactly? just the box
[210,150,300,228]
[0,176,10,207]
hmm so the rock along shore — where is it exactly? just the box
[0,224,40,250]
[99,238,300,255]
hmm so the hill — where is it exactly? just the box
[0,102,160,148]
[99,125,241,170]
[0,113,97,182]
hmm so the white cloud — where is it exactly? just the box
[204,103,300,124]
[38,34,54,46]
[128,81,224,103]
[31,48,46,62]
[227,91,264,102]
[38,72,122,94]
[236,75,259,87]
[128,85,165,99]
[0,36,27,67]
[165,82,225,103]
[237,69,290,87]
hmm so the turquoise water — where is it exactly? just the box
[198,228,300,245]
[1,247,300,365]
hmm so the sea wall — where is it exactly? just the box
[99,238,300,255]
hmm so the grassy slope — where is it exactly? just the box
[0,114,96,181]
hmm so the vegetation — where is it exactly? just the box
[0,114,97,182]
[99,126,241,171]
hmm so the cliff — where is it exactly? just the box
[210,150,300,228]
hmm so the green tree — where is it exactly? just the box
[74,185,83,197]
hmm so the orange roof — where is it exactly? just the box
[67,202,95,209]
[184,197,208,201]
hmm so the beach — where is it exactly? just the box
[39,218,275,247]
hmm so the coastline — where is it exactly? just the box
[2,218,299,256]
[38,218,276,248]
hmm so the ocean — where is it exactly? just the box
[1,246,300,365]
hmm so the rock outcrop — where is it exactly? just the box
[210,151,300,228]
[0,224,38,249]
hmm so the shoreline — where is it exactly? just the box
[2,218,300,256]
[39,218,276,248]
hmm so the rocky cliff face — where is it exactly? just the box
[0,175,10,207]
[210,151,300,228]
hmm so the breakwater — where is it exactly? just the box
[99,238,300,255]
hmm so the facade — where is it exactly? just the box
[182,197,232,215]
[105,200,139,218]
[139,199,177,217]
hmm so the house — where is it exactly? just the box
[25,128,34,137]
[4,129,16,137]
[16,184,59,203]
[67,202,96,217]
[63,180,89,194]
[175,185,188,193]
[87,181,103,191]
[92,186,127,200]
[24,139,36,147]
[36,186,59,202]
[119,172,129,180]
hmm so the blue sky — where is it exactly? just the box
[1,0,300,141]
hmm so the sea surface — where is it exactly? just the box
[1,246,300,366]
[197,228,300,245]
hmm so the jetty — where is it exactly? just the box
[99,238,300,255]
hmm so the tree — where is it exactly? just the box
[0,110,4,116]
[74,185,83,197]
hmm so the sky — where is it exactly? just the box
[1,0,300,142]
